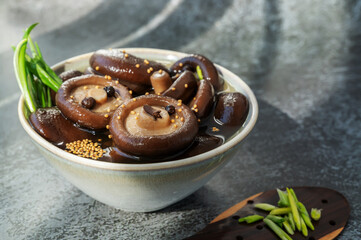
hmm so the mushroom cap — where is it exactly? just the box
[110,95,198,157]
[170,54,223,92]
[90,49,169,93]
[56,75,131,130]
[162,70,198,103]
[214,92,249,126]
[189,79,215,119]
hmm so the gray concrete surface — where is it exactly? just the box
[1,0,360,239]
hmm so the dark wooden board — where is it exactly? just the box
[186,187,350,240]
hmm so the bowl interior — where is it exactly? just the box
[18,48,258,171]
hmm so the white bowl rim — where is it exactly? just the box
[18,48,258,171]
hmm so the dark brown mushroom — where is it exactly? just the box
[162,70,198,103]
[90,49,169,93]
[170,54,223,92]
[214,92,249,127]
[59,70,83,82]
[56,75,131,130]
[109,95,198,157]
[29,107,95,148]
[189,80,215,119]
[176,133,223,159]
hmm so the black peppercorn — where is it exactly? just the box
[165,105,176,115]
[104,86,115,97]
[81,97,96,109]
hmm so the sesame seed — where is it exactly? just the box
[124,53,129,58]
[149,67,153,71]
[115,80,119,84]
[104,114,109,118]
[144,59,149,65]
[193,104,197,108]
[128,90,132,94]
[70,95,74,99]
[180,117,184,122]
[95,66,100,71]
[83,86,88,90]
[198,119,201,122]
[171,88,176,91]
[131,111,135,115]
[171,119,175,123]
[177,103,181,106]
[132,98,136,102]
[122,50,126,53]
[108,135,112,139]
[98,139,102,142]
[158,69,163,74]
[117,116,121,120]
[157,93,160,95]
[147,69,151,74]
[193,97,196,100]
[174,124,178,128]
[121,104,125,108]
[178,99,182,103]
[175,115,179,119]
[135,116,139,120]
[106,125,109,129]
[107,109,110,113]
[145,92,149,95]
[178,109,182,112]
[95,86,100,89]
[179,63,183,67]
[136,64,140,68]
[194,109,198,113]
[184,84,188,88]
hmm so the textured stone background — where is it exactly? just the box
[1,0,360,239]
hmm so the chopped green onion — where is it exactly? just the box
[283,217,294,235]
[297,202,314,230]
[266,215,285,227]
[287,213,295,231]
[254,203,276,211]
[300,216,308,237]
[287,188,301,231]
[277,189,289,207]
[238,214,264,224]
[290,188,299,202]
[311,208,322,221]
[196,65,203,80]
[264,218,293,240]
[270,207,292,215]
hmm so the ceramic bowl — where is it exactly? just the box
[18,48,258,212]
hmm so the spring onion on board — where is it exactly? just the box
[254,203,276,211]
[264,218,293,240]
[238,215,264,224]
[270,207,292,215]
[311,208,322,221]
[238,188,322,239]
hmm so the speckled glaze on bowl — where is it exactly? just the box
[18,48,258,212]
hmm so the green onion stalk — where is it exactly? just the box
[13,23,62,113]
